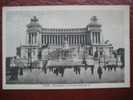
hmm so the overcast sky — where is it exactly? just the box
[4,6,129,57]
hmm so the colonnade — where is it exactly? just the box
[41,34,87,45]
[91,32,101,44]
[28,32,38,44]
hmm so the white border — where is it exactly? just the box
[2,5,130,90]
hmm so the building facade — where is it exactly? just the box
[17,16,114,64]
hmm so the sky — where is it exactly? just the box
[4,6,129,57]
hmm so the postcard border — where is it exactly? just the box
[2,5,130,89]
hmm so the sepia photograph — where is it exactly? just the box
[2,6,130,89]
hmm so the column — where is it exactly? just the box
[35,34,37,44]
[86,34,88,45]
[97,32,99,44]
[58,35,61,45]
[80,35,82,45]
[52,35,55,45]
[30,33,32,44]
[82,35,84,45]
[93,32,94,44]
[76,35,77,45]
[83,35,85,44]
[61,35,62,45]
[44,35,45,44]
[28,33,30,44]
[71,35,73,45]
[50,35,52,44]
[33,34,35,44]
[43,35,46,44]
[74,35,76,45]
[84,35,85,45]
[53,35,54,45]
[36,33,39,44]
[94,32,96,44]
[95,32,97,44]
[78,35,80,45]
[47,35,49,44]
[75,35,77,45]
[61,35,63,45]
[97,32,98,43]
[69,35,71,45]
[67,35,68,44]
[72,35,74,45]
[80,35,82,44]
[77,35,79,45]
[63,35,64,45]
[74,35,75,45]
[41,35,43,44]
[90,33,92,44]
[46,35,48,44]
[34,33,36,44]
[51,35,53,44]
[51,35,52,44]
[34,34,36,44]
[44,35,46,44]
[26,33,28,44]
[89,33,91,44]
[50,35,51,44]
[37,32,40,45]
[53,35,55,45]
[31,33,33,44]
[64,35,65,41]
[74,35,76,44]
[34,33,35,44]
[98,32,100,44]
[48,35,50,44]
[60,35,62,45]
[58,35,60,45]
[69,35,70,45]
[63,35,65,43]
[73,35,75,45]
[80,35,81,44]
[55,35,57,45]
[96,32,97,44]
[96,32,98,44]
[56,35,58,45]
[54,35,56,45]
[71,35,73,44]
[32,33,34,44]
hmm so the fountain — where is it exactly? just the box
[46,39,84,67]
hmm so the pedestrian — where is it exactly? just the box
[97,66,103,79]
